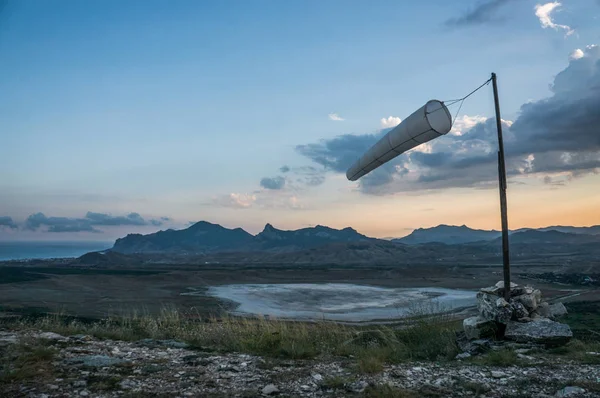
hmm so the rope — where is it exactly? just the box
[442,77,492,128]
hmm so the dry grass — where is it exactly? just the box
[471,348,519,367]
[0,337,57,391]
[2,305,459,368]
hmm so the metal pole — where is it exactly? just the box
[491,72,511,301]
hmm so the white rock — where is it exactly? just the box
[312,373,323,382]
[463,316,496,339]
[38,332,66,340]
[262,384,279,395]
[491,371,507,379]
[555,386,586,397]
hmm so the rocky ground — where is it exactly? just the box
[1,329,599,398]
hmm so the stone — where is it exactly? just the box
[455,352,471,359]
[79,391,89,397]
[457,337,492,355]
[491,370,507,378]
[262,384,279,395]
[514,289,542,311]
[555,386,586,397]
[38,332,66,340]
[67,355,128,368]
[505,319,572,346]
[70,334,92,341]
[312,373,323,382]
[463,316,496,340]
[346,381,369,393]
[535,302,551,317]
[119,379,136,389]
[511,285,534,297]
[495,281,519,289]
[549,302,568,318]
[477,292,513,324]
[480,285,503,296]
[510,301,529,320]
[481,281,519,297]
[72,380,87,387]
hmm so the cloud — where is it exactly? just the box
[279,165,291,173]
[445,0,515,27]
[25,213,101,233]
[23,211,170,233]
[260,176,286,190]
[85,211,146,226]
[534,2,574,36]
[328,113,344,121]
[380,116,402,128]
[451,115,488,135]
[213,193,257,209]
[569,49,584,60]
[297,45,600,194]
[0,216,18,229]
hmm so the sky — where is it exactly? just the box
[1,0,599,241]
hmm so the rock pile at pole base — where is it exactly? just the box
[463,281,572,346]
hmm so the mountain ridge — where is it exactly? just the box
[110,221,600,255]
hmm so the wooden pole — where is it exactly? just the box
[491,72,511,301]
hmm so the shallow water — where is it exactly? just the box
[0,241,111,261]
[191,283,477,322]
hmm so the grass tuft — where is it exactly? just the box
[472,348,518,367]
[1,305,459,366]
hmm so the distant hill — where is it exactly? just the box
[515,225,600,235]
[498,230,600,245]
[112,221,254,254]
[112,221,376,254]
[393,225,501,245]
[394,224,600,245]
[254,223,374,252]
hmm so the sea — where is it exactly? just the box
[0,241,112,261]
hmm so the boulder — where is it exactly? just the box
[481,281,519,297]
[463,316,496,340]
[477,292,513,324]
[511,285,534,297]
[494,281,518,289]
[504,319,572,346]
[510,301,529,320]
[513,290,541,311]
[549,302,568,318]
[534,302,551,318]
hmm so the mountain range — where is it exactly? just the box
[112,221,374,254]
[111,221,600,255]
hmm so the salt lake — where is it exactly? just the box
[185,283,477,322]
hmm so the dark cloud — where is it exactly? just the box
[24,211,170,233]
[260,176,286,190]
[0,216,17,229]
[26,213,100,233]
[296,45,600,194]
[295,130,393,190]
[279,165,291,173]
[445,0,515,27]
[296,132,382,173]
[85,212,146,226]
